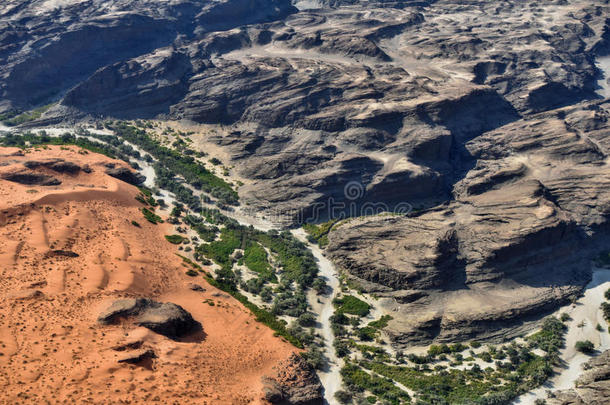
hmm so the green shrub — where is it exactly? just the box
[243,242,276,281]
[298,313,317,327]
[368,315,393,330]
[334,390,353,404]
[131,220,141,227]
[333,295,371,316]
[165,234,185,244]
[341,362,411,404]
[560,313,571,322]
[303,219,337,247]
[185,269,198,277]
[300,347,325,370]
[357,326,377,341]
[3,104,53,126]
[428,344,450,356]
[527,317,566,353]
[142,207,163,224]
[602,302,610,322]
[575,340,595,353]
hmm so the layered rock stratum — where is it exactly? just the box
[1,0,610,347]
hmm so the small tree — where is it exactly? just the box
[298,313,316,327]
[575,340,595,354]
[335,390,352,404]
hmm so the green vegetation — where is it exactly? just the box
[333,316,567,404]
[427,343,468,357]
[605,287,610,301]
[2,104,53,126]
[107,122,238,206]
[131,220,141,227]
[141,207,163,224]
[242,242,276,281]
[368,315,393,330]
[184,215,218,242]
[202,273,303,348]
[303,219,337,247]
[135,187,158,206]
[0,132,119,159]
[165,234,185,244]
[341,362,411,405]
[526,316,566,353]
[333,295,371,316]
[575,340,595,354]
[601,302,610,323]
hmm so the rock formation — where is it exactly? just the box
[547,349,610,405]
[263,353,324,405]
[98,298,201,338]
[1,0,609,347]
[0,146,302,403]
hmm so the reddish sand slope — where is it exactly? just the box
[0,146,297,404]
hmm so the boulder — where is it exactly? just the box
[24,159,81,174]
[98,298,200,339]
[117,348,156,364]
[105,167,146,185]
[1,170,61,186]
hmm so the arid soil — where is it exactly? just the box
[0,146,302,404]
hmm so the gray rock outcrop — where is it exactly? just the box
[547,349,610,405]
[262,353,323,405]
[98,298,200,338]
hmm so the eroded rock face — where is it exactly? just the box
[24,159,81,174]
[98,298,200,338]
[262,353,323,405]
[326,101,610,345]
[104,167,146,185]
[1,170,61,186]
[1,0,609,347]
[547,350,610,405]
[0,0,296,113]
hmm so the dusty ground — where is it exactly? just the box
[0,145,297,404]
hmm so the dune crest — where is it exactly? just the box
[0,146,302,404]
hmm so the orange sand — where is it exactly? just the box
[0,146,297,404]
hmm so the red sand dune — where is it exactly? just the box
[0,146,298,404]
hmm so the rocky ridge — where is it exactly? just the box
[548,349,610,405]
[1,0,610,345]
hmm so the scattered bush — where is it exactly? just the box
[142,207,163,224]
[298,313,317,327]
[165,234,185,244]
[575,340,595,354]
[334,390,353,404]
[303,219,337,247]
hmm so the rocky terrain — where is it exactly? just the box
[0,146,321,404]
[548,349,610,405]
[1,0,610,396]
[326,100,610,345]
